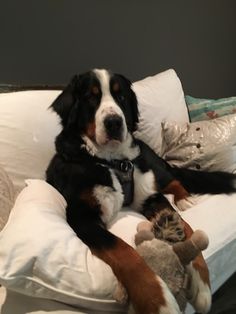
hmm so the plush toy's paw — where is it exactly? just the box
[176,195,197,211]
[187,265,212,313]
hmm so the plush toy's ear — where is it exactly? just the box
[50,75,79,127]
[135,221,154,246]
[135,230,154,246]
[137,221,153,232]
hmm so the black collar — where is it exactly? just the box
[107,159,134,173]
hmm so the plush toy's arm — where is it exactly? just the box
[172,229,209,265]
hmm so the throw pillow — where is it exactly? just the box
[186,95,236,122]
[0,91,61,193]
[160,114,236,173]
[0,165,15,231]
[0,179,145,312]
[133,69,189,154]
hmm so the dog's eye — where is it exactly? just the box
[83,92,100,110]
[116,93,125,102]
[113,90,125,102]
[111,82,125,102]
[112,82,120,93]
[84,92,93,100]
[91,86,100,95]
[85,90,100,101]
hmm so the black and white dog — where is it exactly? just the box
[46,69,236,314]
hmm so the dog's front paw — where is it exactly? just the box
[117,277,181,314]
[187,265,212,313]
[157,277,181,314]
[176,195,197,211]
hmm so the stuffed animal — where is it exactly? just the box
[114,220,209,314]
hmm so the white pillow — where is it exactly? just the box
[0,91,61,193]
[133,69,189,154]
[0,179,145,312]
[0,165,15,231]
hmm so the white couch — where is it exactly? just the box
[0,69,235,314]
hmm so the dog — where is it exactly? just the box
[46,69,236,314]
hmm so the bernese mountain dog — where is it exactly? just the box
[46,69,236,314]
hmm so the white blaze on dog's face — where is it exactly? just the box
[93,69,128,146]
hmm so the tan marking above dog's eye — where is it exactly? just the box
[91,86,100,95]
[113,82,120,92]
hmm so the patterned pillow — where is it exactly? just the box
[186,95,236,122]
[0,165,15,231]
[161,114,236,173]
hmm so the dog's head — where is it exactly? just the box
[51,69,139,147]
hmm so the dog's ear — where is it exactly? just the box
[50,75,79,126]
[128,86,139,132]
[116,74,139,132]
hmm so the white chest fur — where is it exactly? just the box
[131,167,157,212]
[93,169,124,224]
[93,166,157,224]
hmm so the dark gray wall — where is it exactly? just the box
[0,0,236,98]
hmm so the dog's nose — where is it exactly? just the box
[104,115,123,138]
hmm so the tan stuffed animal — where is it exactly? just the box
[114,221,209,313]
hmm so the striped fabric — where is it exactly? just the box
[185,95,236,122]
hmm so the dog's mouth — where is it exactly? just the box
[102,136,122,146]
[85,114,127,148]
[85,125,123,147]
[95,114,125,146]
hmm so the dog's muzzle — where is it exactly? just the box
[104,114,123,141]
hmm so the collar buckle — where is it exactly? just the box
[119,160,134,172]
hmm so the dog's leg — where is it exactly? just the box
[93,236,180,314]
[67,208,179,314]
[136,140,196,211]
[182,219,212,313]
